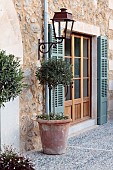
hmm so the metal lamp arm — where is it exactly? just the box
[38,39,63,59]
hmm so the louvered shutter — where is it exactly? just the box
[97,36,108,125]
[48,24,64,114]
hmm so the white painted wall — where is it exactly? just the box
[0,0,23,64]
[0,0,23,149]
[1,98,20,149]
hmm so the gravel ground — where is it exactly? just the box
[28,121,113,170]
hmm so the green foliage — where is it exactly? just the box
[0,146,35,170]
[36,58,72,117]
[37,113,69,120]
[36,58,72,89]
[0,50,24,107]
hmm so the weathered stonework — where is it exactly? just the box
[6,0,112,150]
[13,0,43,151]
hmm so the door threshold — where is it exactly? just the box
[69,119,97,138]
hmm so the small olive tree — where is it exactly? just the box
[0,50,24,107]
[36,58,72,116]
[0,50,24,151]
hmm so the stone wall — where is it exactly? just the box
[12,0,113,150]
[14,0,44,151]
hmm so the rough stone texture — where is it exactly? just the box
[9,0,113,150]
[109,19,113,30]
[109,40,113,50]
[109,80,113,90]
[109,0,113,9]
[13,0,43,151]
[109,60,113,70]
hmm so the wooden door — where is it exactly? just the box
[64,34,91,123]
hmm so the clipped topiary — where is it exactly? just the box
[36,58,72,116]
[0,146,35,170]
[0,50,24,107]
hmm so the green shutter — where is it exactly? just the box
[48,24,64,114]
[97,36,108,125]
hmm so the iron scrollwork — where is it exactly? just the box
[38,39,63,59]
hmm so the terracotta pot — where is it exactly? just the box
[38,118,72,155]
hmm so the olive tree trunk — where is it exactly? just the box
[53,86,56,115]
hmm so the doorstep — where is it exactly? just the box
[69,119,98,138]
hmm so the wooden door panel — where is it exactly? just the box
[64,106,72,118]
[74,104,81,120]
[83,101,90,117]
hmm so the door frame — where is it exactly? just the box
[65,33,92,124]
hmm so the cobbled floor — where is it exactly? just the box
[28,120,113,170]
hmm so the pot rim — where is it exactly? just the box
[37,118,72,124]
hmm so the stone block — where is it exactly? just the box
[73,21,100,36]
[109,80,113,90]
[109,19,113,30]
[109,40,113,50]
[109,0,113,10]
[108,100,113,111]
[109,60,113,70]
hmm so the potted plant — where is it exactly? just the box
[36,58,72,155]
[0,50,24,151]
[0,50,24,107]
[0,146,35,170]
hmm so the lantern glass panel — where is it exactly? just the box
[54,22,60,38]
[54,21,66,39]
[66,20,74,39]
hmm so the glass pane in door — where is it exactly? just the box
[74,58,80,78]
[65,84,72,100]
[65,58,72,100]
[83,59,88,77]
[74,79,80,99]
[74,37,81,57]
[83,39,88,57]
[83,79,88,97]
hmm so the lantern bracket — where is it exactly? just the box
[38,8,74,59]
[38,38,63,59]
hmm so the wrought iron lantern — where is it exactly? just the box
[38,8,74,56]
